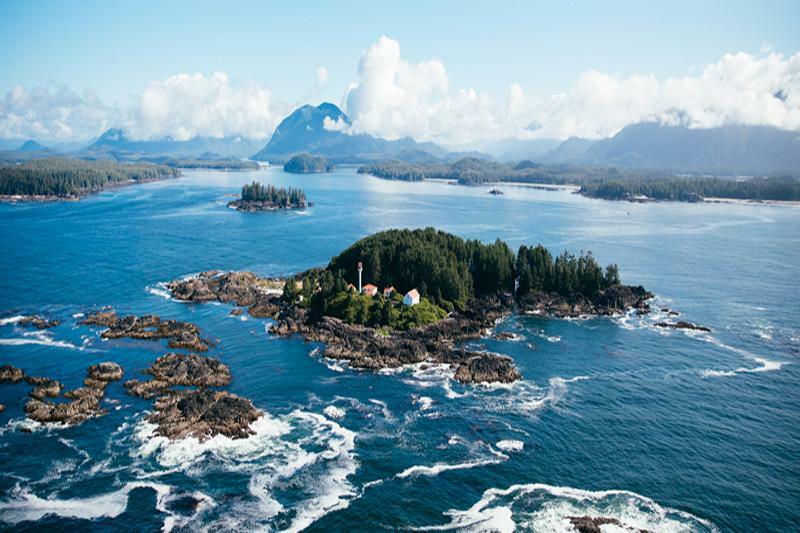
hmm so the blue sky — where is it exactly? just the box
[1,0,799,143]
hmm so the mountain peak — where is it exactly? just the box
[18,140,49,152]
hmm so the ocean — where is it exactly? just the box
[0,167,798,531]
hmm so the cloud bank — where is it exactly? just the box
[1,37,798,145]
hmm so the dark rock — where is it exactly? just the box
[82,310,210,352]
[453,353,522,384]
[0,404,4,413]
[17,316,61,329]
[518,284,653,318]
[491,331,516,340]
[167,271,283,310]
[567,515,651,533]
[28,378,63,400]
[124,353,231,399]
[148,389,262,441]
[230,308,243,316]
[655,321,711,332]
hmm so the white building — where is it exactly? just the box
[403,289,420,306]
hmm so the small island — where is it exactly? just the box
[283,153,334,174]
[167,228,654,384]
[0,158,181,201]
[227,180,308,211]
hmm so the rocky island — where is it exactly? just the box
[227,180,308,211]
[283,153,334,174]
[167,228,654,385]
[82,309,211,351]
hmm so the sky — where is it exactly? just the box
[1,0,799,145]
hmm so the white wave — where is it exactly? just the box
[495,440,524,452]
[146,282,174,300]
[0,481,212,531]
[702,357,787,378]
[132,408,359,532]
[423,483,719,532]
[71,312,85,319]
[700,336,787,378]
[396,449,508,480]
[0,315,26,326]
[414,396,434,411]
[323,405,346,419]
[0,329,77,349]
[368,398,394,420]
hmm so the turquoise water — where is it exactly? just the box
[0,167,798,531]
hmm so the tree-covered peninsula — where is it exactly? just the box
[0,158,180,200]
[167,228,655,384]
[283,153,334,174]
[227,181,308,211]
[358,158,800,202]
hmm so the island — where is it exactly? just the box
[283,153,334,174]
[358,158,800,203]
[227,180,308,211]
[0,157,181,201]
[162,158,259,171]
[167,228,654,384]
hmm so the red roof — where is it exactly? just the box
[405,289,420,299]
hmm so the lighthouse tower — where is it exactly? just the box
[357,261,363,293]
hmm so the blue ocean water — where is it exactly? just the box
[0,167,798,531]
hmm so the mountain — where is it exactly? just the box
[546,123,800,174]
[482,138,561,161]
[81,129,263,161]
[538,137,596,164]
[252,103,445,163]
[18,140,51,152]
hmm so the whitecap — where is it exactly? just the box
[702,357,787,378]
[423,483,719,532]
[495,440,524,452]
[414,396,434,411]
[395,448,508,480]
[0,315,26,326]
[323,405,346,419]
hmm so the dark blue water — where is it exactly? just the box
[0,168,798,531]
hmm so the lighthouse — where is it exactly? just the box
[357,261,363,293]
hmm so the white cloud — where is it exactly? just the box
[0,85,119,141]
[322,116,349,132]
[130,72,281,140]
[342,38,800,143]
[316,66,329,85]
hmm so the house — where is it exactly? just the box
[383,286,396,298]
[362,283,378,297]
[403,289,420,306]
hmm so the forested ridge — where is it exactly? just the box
[358,158,800,202]
[284,228,625,330]
[0,158,180,197]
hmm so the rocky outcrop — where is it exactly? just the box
[147,389,262,441]
[0,364,25,383]
[518,285,652,318]
[167,271,283,314]
[568,515,650,533]
[82,310,211,352]
[125,353,231,399]
[17,316,61,329]
[655,320,711,332]
[227,199,307,212]
[23,362,122,425]
[451,352,521,384]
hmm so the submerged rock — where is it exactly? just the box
[148,389,262,441]
[655,321,711,332]
[125,353,231,399]
[82,310,211,352]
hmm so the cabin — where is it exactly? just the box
[403,289,420,306]
[383,286,396,298]
[362,284,378,297]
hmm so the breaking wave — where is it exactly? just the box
[419,483,719,532]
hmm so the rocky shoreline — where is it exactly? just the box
[82,309,211,352]
[166,270,660,385]
[227,199,308,212]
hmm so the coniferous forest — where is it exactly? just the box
[0,158,180,197]
[239,181,307,207]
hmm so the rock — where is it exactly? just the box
[167,271,284,310]
[17,316,61,329]
[0,364,25,383]
[518,284,653,318]
[567,515,651,533]
[124,353,231,399]
[23,361,122,425]
[453,353,522,384]
[230,308,243,316]
[82,310,211,352]
[148,389,262,441]
[491,332,517,340]
[488,188,504,195]
[0,404,4,413]
[655,321,711,332]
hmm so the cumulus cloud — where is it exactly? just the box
[316,66,329,85]
[0,85,119,141]
[130,72,280,140]
[342,37,800,143]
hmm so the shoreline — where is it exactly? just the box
[0,175,181,204]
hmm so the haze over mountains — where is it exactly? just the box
[1,101,799,174]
